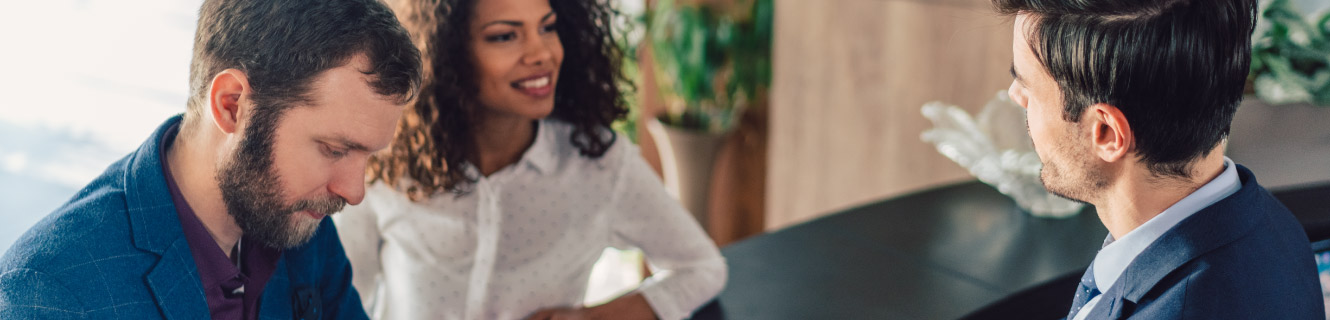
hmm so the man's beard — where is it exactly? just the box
[1040,157,1103,205]
[217,110,346,249]
[1036,122,1109,204]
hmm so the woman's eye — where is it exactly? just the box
[486,32,516,42]
[541,23,558,34]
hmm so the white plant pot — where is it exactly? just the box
[646,119,727,231]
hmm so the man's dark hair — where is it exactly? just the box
[995,0,1257,178]
[185,0,422,127]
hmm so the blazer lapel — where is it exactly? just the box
[1082,280,1130,320]
[123,115,210,319]
[145,237,211,320]
[1094,296,1134,320]
[126,115,186,254]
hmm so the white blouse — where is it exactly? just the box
[333,119,727,320]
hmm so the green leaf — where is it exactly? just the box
[647,0,774,130]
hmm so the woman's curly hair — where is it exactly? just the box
[369,0,630,200]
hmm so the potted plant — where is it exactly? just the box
[1249,0,1330,106]
[643,0,772,228]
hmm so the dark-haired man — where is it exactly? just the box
[996,0,1323,318]
[0,0,421,318]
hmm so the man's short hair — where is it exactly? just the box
[186,0,421,121]
[995,0,1257,177]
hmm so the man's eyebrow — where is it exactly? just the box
[1010,64,1026,85]
[317,135,371,152]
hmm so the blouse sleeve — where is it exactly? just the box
[606,143,728,320]
[332,195,385,315]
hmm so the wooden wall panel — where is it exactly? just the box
[767,0,1016,230]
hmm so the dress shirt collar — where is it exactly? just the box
[522,119,557,174]
[1091,156,1241,292]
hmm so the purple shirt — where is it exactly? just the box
[159,123,283,320]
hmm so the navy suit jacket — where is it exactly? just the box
[1078,165,1324,319]
[0,115,369,319]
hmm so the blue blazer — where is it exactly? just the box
[1078,165,1324,319]
[0,115,369,319]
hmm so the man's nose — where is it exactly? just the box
[328,163,366,205]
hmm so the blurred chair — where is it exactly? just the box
[1273,182,1330,242]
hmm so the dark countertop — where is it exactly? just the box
[694,179,1329,319]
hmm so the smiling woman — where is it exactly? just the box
[366,0,629,198]
[334,0,726,319]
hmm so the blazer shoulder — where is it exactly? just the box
[1119,174,1322,319]
[1136,210,1322,319]
[1,159,136,280]
[1142,257,1325,319]
[0,265,90,319]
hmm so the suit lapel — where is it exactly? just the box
[145,237,211,320]
[1082,278,1128,320]
[1084,294,1133,320]
[126,116,186,254]
[123,116,211,319]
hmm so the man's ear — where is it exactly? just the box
[1086,103,1133,163]
[208,69,251,134]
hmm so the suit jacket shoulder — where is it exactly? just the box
[1089,165,1324,319]
[0,178,130,319]
[1,115,371,319]
[0,151,199,318]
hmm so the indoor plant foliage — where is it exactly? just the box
[648,0,773,133]
[610,0,647,142]
[1250,0,1330,106]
